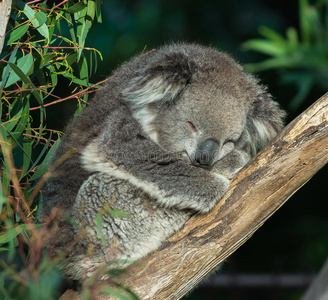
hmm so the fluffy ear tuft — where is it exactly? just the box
[123,50,197,109]
[246,86,286,155]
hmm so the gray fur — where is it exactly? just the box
[41,43,285,280]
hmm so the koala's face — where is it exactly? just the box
[152,79,249,167]
[124,44,284,168]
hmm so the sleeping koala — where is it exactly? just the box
[41,43,285,280]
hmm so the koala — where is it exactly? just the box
[41,43,285,281]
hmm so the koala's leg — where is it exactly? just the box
[67,172,191,281]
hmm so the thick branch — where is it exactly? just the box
[62,93,328,300]
[0,0,12,55]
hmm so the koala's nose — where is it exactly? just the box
[194,139,218,166]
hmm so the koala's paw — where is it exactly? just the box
[192,173,230,214]
[211,149,251,179]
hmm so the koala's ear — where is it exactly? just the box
[122,51,197,108]
[246,86,286,155]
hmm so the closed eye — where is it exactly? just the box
[186,121,197,133]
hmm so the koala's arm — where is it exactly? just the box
[80,104,229,214]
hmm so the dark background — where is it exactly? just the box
[53,1,327,299]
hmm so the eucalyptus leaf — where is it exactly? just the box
[21,126,34,181]
[16,0,49,40]
[22,135,52,180]
[29,139,60,181]
[286,27,299,49]
[63,2,86,14]
[2,108,23,134]
[5,23,29,46]
[96,0,102,23]
[87,0,96,22]
[241,40,287,56]
[34,11,48,27]
[95,213,106,243]
[0,224,42,244]
[4,53,34,88]
[0,45,18,89]
[258,26,286,44]
[244,57,298,72]
[61,72,91,86]
[8,62,44,113]
[15,101,30,136]
[79,55,89,82]
[108,209,130,218]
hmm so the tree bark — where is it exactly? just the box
[0,0,12,55]
[61,92,328,300]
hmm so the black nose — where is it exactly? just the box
[194,139,218,166]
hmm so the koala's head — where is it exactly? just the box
[123,43,285,167]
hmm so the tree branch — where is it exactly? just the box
[61,92,328,300]
[0,0,12,55]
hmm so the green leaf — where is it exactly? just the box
[21,128,34,181]
[79,55,89,83]
[108,209,130,218]
[0,224,41,244]
[78,22,89,60]
[16,0,49,40]
[46,13,58,49]
[258,26,286,44]
[241,40,287,56]
[95,214,106,243]
[0,104,25,149]
[4,53,34,88]
[49,65,58,87]
[55,13,63,37]
[34,11,48,27]
[1,108,23,135]
[7,62,44,111]
[29,139,60,181]
[82,289,90,300]
[87,0,96,22]
[61,72,91,86]
[22,135,51,180]
[39,53,57,69]
[75,5,88,36]
[0,44,18,89]
[299,0,311,44]
[15,101,30,135]
[66,52,78,66]
[5,23,29,46]
[64,13,77,44]
[95,0,102,23]
[286,27,299,49]
[0,185,6,214]
[0,174,10,214]
[121,286,140,300]
[64,2,86,14]
[75,5,88,60]
[244,57,297,72]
